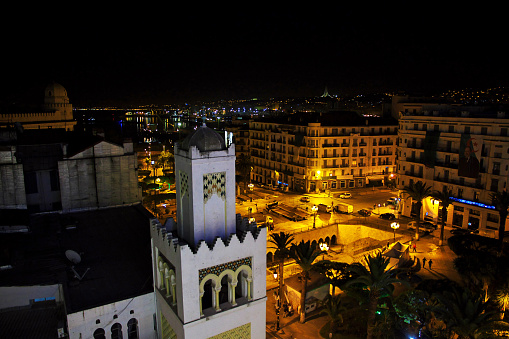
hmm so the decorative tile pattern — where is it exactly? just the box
[207,323,251,339]
[203,172,226,203]
[179,170,188,197]
[199,257,252,282]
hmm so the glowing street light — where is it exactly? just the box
[312,205,318,229]
[391,222,400,242]
[319,242,329,260]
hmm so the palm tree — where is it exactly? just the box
[490,190,509,252]
[289,240,323,323]
[235,153,252,190]
[158,149,174,173]
[431,190,453,246]
[268,232,295,309]
[394,289,435,338]
[432,285,507,338]
[402,181,432,240]
[320,294,346,336]
[495,287,509,320]
[343,251,406,339]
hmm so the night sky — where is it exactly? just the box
[3,6,508,107]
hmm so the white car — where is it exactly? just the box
[339,192,352,199]
[387,197,399,205]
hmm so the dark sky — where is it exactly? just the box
[3,6,508,107]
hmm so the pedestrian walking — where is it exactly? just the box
[428,259,433,269]
[422,257,427,268]
[412,243,417,252]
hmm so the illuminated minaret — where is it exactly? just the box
[150,124,266,339]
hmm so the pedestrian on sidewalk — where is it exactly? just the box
[428,259,433,269]
[412,243,417,252]
[422,257,427,268]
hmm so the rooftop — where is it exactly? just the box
[0,204,154,313]
[254,111,398,127]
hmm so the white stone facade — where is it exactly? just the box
[151,125,266,338]
[66,292,156,339]
[58,140,141,212]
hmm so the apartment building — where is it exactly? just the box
[397,105,509,238]
[248,111,398,193]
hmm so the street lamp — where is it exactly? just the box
[248,183,254,202]
[391,222,400,242]
[272,270,281,331]
[319,242,329,260]
[312,205,318,229]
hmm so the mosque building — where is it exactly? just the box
[0,82,76,131]
[150,123,267,338]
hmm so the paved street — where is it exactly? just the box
[236,186,414,235]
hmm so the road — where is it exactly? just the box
[236,186,411,233]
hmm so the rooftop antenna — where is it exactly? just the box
[65,250,90,281]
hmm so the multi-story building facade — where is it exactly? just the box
[397,104,509,238]
[248,111,398,193]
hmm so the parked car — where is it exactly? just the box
[267,201,278,209]
[379,213,396,220]
[387,197,399,203]
[300,196,310,202]
[408,221,436,231]
[358,209,371,217]
[339,192,352,199]
[451,227,479,235]
[422,221,437,230]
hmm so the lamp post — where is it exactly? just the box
[319,242,329,260]
[391,222,400,242]
[312,205,318,229]
[273,270,281,331]
[248,183,254,202]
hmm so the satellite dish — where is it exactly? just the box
[65,250,81,264]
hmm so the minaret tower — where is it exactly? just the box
[150,124,267,339]
[175,123,237,246]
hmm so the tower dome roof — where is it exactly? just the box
[44,82,69,104]
[45,82,67,97]
[180,124,226,152]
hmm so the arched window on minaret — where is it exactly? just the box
[218,275,229,305]
[93,328,105,339]
[127,318,139,339]
[202,279,214,312]
[111,323,122,339]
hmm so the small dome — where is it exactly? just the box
[180,124,226,152]
[45,82,67,98]
[44,82,69,104]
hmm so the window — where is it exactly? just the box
[111,323,123,339]
[93,328,106,339]
[127,319,139,339]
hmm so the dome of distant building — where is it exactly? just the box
[44,82,69,104]
[180,124,226,152]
